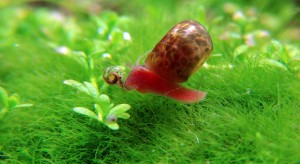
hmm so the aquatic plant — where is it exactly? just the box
[0,86,32,119]
[62,12,132,130]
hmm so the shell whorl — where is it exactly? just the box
[145,20,213,83]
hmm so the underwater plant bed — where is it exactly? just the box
[1,0,300,163]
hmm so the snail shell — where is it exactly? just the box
[145,20,213,83]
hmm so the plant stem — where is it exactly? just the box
[0,108,8,119]
[86,55,99,94]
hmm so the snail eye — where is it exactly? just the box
[106,73,118,84]
[103,66,126,86]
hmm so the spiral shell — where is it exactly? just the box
[103,66,125,87]
[145,20,213,83]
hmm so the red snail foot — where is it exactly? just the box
[124,66,206,103]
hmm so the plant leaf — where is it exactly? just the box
[0,87,8,108]
[97,94,111,116]
[13,104,33,109]
[83,81,99,98]
[109,29,123,42]
[0,109,8,120]
[260,59,288,70]
[234,45,249,59]
[73,107,98,120]
[109,103,114,109]
[109,104,131,118]
[63,80,90,95]
[8,94,20,109]
[271,40,283,52]
[90,40,106,57]
[106,122,119,130]
[116,112,130,119]
[94,104,103,121]
[70,51,88,69]
[78,39,94,56]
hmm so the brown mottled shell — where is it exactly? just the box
[145,20,213,83]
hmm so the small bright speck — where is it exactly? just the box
[102,53,112,59]
[13,43,19,47]
[97,28,105,35]
[123,32,131,41]
[256,30,270,38]
[108,34,112,41]
[244,34,255,46]
[186,25,196,33]
[226,64,234,69]
[223,3,237,14]
[203,63,234,69]
[233,11,245,21]
[203,63,209,68]
[56,46,70,55]
[50,11,65,22]
[246,88,251,94]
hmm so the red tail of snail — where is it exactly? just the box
[103,20,213,103]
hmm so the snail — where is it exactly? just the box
[103,20,213,103]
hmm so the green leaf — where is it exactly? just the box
[109,29,123,43]
[97,94,111,115]
[101,11,119,27]
[271,40,283,52]
[0,87,8,108]
[94,104,103,121]
[0,108,8,120]
[116,16,132,27]
[73,107,98,120]
[83,81,99,98]
[228,32,241,39]
[109,103,114,109]
[90,40,106,57]
[109,104,131,118]
[8,94,20,109]
[70,51,88,68]
[98,94,110,104]
[211,16,224,26]
[63,80,90,95]
[92,17,108,36]
[260,59,288,70]
[106,122,119,130]
[117,113,130,119]
[78,39,94,55]
[234,45,249,58]
[13,104,33,109]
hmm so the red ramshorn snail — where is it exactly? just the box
[103,20,213,103]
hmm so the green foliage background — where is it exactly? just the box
[1,0,300,163]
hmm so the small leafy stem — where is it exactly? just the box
[0,86,33,120]
[86,54,98,89]
[63,14,132,130]
[64,52,131,130]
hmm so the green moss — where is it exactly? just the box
[1,0,300,163]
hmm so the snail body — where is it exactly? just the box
[104,20,213,103]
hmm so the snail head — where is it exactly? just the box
[103,66,126,88]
